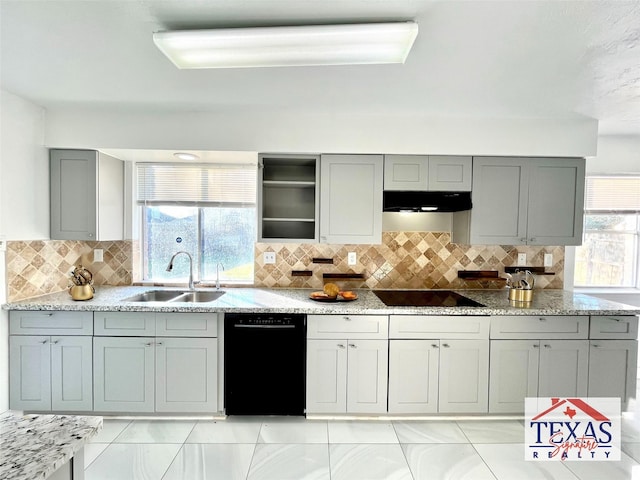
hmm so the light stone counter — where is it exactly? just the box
[2,286,640,316]
[0,411,102,480]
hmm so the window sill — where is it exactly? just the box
[574,287,640,295]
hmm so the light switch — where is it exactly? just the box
[94,249,103,262]
[517,253,527,266]
[544,253,553,267]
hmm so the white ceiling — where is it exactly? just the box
[2,0,640,162]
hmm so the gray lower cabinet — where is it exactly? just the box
[10,335,93,411]
[489,339,589,413]
[9,310,94,412]
[93,312,219,413]
[388,339,489,414]
[588,340,638,411]
[306,339,388,414]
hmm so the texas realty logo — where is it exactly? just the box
[525,397,621,461]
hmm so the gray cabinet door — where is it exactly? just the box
[388,340,439,414]
[383,155,429,190]
[526,157,585,245]
[538,340,589,398]
[93,337,155,412]
[438,339,488,413]
[155,337,218,412]
[468,157,529,245]
[588,340,638,411]
[50,149,97,240]
[9,336,51,410]
[320,154,383,244]
[489,340,540,414]
[346,340,388,414]
[306,339,348,413]
[51,336,93,411]
[428,156,472,191]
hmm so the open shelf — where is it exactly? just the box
[259,154,320,242]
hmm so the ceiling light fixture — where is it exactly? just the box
[173,152,199,161]
[153,22,418,69]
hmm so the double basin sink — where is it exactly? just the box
[122,289,225,303]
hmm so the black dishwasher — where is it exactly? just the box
[224,313,306,416]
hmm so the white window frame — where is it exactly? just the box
[135,162,257,285]
[574,175,640,294]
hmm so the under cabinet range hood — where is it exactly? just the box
[383,191,472,212]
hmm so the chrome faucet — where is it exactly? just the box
[216,263,225,290]
[166,251,195,291]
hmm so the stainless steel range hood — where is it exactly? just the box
[383,191,472,212]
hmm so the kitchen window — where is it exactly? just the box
[574,176,640,288]
[137,162,257,284]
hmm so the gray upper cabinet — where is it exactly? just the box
[258,153,320,242]
[383,155,429,190]
[452,156,585,245]
[383,155,471,191]
[428,156,472,191]
[50,149,124,241]
[320,154,383,244]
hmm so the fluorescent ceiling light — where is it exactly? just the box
[153,22,418,69]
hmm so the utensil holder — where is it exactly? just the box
[508,288,533,303]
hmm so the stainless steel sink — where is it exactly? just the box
[121,290,225,303]
[122,290,186,302]
[172,291,226,303]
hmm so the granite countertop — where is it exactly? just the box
[0,411,102,480]
[2,286,640,316]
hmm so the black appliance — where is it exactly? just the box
[373,290,485,307]
[224,313,306,416]
[383,191,472,212]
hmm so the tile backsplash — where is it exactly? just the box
[255,231,564,290]
[5,232,563,301]
[6,240,132,301]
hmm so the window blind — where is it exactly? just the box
[585,176,640,212]
[137,162,256,205]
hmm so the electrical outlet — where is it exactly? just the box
[544,253,553,267]
[517,253,527,266]
[348,252,357,265]
[263,252,276,264]
[94,248,103,262]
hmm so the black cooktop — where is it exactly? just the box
[373,290,485,307]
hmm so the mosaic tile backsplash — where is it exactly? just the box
[6,240,132,301]
[5,232,563,301]
[255,232,564,290]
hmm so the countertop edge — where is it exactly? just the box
[2,287,640,316]
[0,411,102,480]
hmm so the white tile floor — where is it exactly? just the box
[83,411,640,480]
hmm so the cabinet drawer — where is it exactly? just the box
[156,313,218,337]
[389,315,489,339]
[307,315,388,339]
[490,316,588,339]
[590,316,639,339]
[94,312,156,336]
[9,311,93,335]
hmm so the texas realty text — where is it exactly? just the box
[525,397,621,461]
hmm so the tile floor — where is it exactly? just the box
[84,411,640,480]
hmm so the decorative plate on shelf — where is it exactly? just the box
[309,291,358,302]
